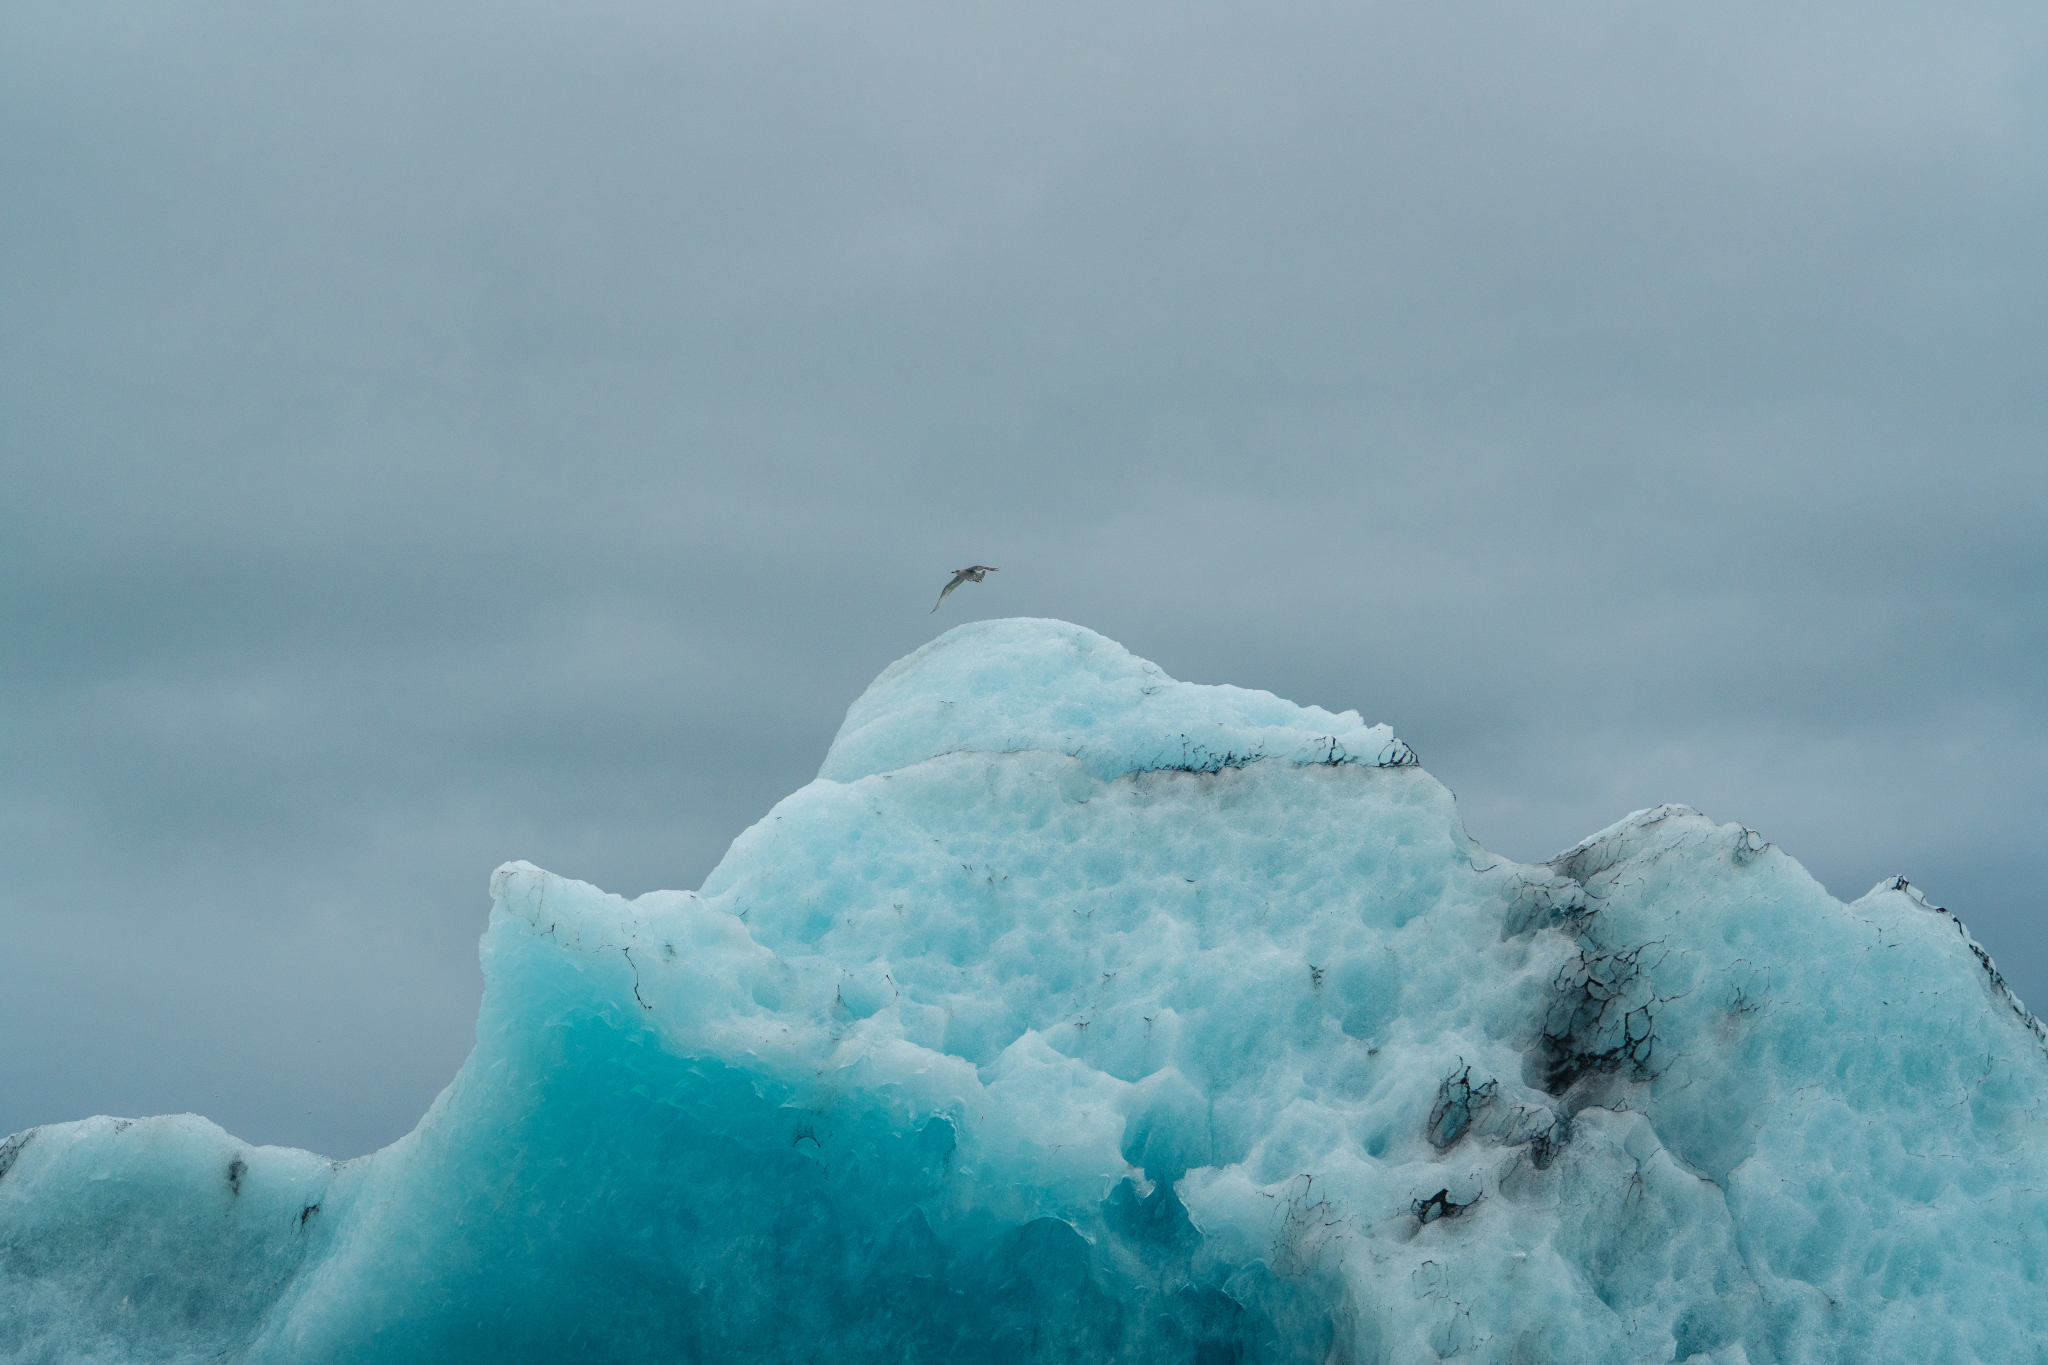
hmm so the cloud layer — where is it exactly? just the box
[4,1,2043,1156]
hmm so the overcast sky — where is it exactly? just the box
[4,1,2044,1158]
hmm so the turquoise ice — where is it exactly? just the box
[5,620,2045,1363]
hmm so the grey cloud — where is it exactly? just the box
[3,0,2043,1156]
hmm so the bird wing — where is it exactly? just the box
[932,566,997,611]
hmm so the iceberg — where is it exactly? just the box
[5,618,2045,1364]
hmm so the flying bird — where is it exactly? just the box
[932,565,999,613]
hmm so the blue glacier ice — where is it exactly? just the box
[5,619,2046,1364]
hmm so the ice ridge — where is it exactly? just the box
[818,618,1417,783]
[3,619,2045,1365]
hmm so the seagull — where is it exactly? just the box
[932,565,999,613]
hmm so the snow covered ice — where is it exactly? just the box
[5,618,2046,1364]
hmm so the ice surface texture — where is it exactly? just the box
[5,618,2045,1364]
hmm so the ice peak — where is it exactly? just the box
[819,617,1413,784]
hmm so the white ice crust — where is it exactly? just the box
[820,618,1414,783]
[4,620,2045,1364]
